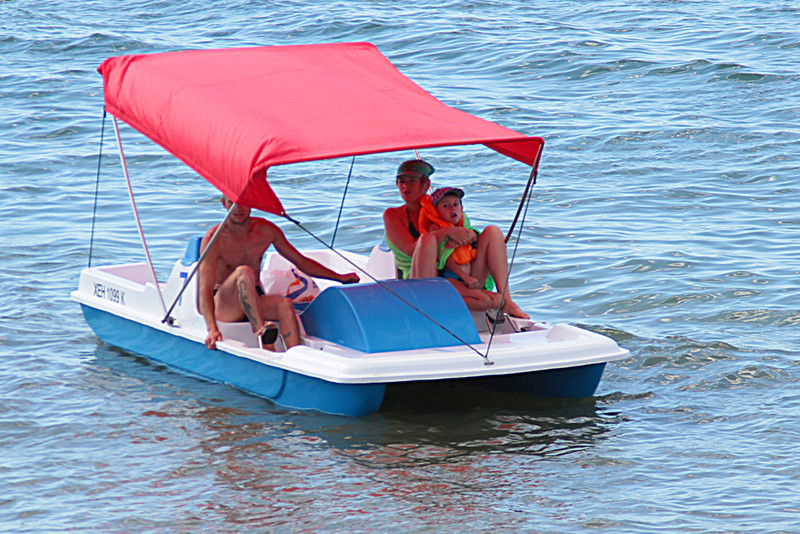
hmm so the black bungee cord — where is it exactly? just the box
[330,156,355,248]
[88,108,107,268]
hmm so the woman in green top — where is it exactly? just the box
[382,159,528,319]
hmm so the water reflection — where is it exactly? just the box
[89,344,623,459]
[82,342,626,528]
[182,381,624,490]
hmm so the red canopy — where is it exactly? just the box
[99,42,544,215]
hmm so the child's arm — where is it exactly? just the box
[429,222,464,249]
[445,256,480,289]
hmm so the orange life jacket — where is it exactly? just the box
[418,195,477,265]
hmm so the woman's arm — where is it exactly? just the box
[383,206,419,257]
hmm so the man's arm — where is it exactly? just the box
[198,229,223,349]
[269,223,359,284]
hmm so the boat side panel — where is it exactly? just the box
[465,362,607,398]
[80,304,385,416]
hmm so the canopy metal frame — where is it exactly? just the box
[94,119,538,365]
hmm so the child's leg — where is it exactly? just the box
[445,257,479,289]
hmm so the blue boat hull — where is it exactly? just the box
[465,362,607,398]
[81,304,607,416]
[80,305,386,416]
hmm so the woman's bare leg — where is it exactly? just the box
[472,225,529,319]
[410,232,440,278]
[446,279,494,311]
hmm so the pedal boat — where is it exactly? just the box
[72,43,629,416]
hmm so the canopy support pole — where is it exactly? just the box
[112,117,168,317]
[161,205,235,324]
[484,163,536,350]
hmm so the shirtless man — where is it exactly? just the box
[199,197,359,350]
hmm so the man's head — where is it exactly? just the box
[221,196,251,226]
[430,187,465,225]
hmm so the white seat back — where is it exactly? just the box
[364,244,397,280]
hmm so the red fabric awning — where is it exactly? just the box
[99,42,544,215]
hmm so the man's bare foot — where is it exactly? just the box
[502,299,529,319]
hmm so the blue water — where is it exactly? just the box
[2,1,798,531]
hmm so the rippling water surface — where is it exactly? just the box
[1,1,798,531]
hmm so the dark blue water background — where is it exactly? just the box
[1,1,798,531]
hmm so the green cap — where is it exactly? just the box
[396,159,434,179]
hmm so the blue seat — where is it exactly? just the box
[300,278,480,353]
[182,236,203,266]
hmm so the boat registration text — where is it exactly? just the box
[93,282,126,306]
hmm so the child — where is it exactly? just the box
[420,187,502,312]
